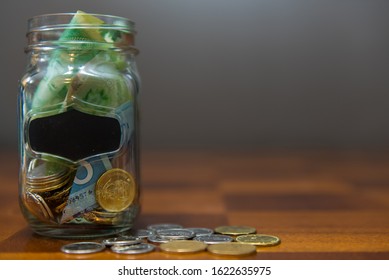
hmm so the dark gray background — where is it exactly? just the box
[1,0,389,151]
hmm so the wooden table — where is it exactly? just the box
[1,149,389,260]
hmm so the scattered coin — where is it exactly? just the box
[157,229,195,240]
[147,223,183,231]
[147,234,171,244]
[132,229,154,239]
[186,227,214,236]
[236,234,281,246]
[61,242,105,254]
[111,243,155,254]
[160,240,207,253]
[207,243,256,256]
[102,236,142,246]
[95,168,136,212]
[58,224,278,256]
[193,234,233,244]
[214,225,257,235]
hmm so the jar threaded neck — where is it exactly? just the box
[26,11,137,52]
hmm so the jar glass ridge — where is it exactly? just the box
[18,12,141,238]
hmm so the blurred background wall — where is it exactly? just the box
[1,0,388,151]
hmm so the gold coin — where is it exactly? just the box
[95,168,136,212]
[236,234,281,246]
[214,225,257,235]
[207,243,256,256]
[83,210,121,224]
[54,200,68,214]
[160,240,208,253]
[24,191,55,222]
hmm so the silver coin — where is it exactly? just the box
[102,236,142,246]
[61,242,105,254]
[194,234,233,244]
[132,229,154,239]
[157,229,195,240]
[147,234,171,243]
[147,223,183,231]
[186,227,214,236]
[111,243,155,254]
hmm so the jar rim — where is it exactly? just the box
[27,12,135,34]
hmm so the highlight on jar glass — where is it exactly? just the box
[17,11,141,238]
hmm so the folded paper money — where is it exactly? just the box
[31,10,133,112]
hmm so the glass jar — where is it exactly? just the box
[18,11,141,238]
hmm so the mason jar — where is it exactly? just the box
[17,12,141,238]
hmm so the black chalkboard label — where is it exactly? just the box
[28,109,121,161]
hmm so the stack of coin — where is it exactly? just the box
[23,159,75,223]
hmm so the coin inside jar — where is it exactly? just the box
[95,168,136,212]
[24,159,76,223]
[24,191,55,222]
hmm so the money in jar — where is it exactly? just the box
[18,11,141,238]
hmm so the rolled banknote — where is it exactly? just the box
[31,10,132,111]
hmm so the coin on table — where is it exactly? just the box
[102,236,142,246]
[207,243,256,256]
[186,227,214,236]
[157,229,195,240]
[236,234,281,246]
[61,242,105,254]
[160,240,208,253]
[214,225,257,235]
[147,223,183,231]
[95,168,136,212]
[132,229,154,239]
[193,234,233,244]
[147,234,171,244]
[111,243,155,254]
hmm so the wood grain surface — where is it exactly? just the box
[1,149,389,260]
